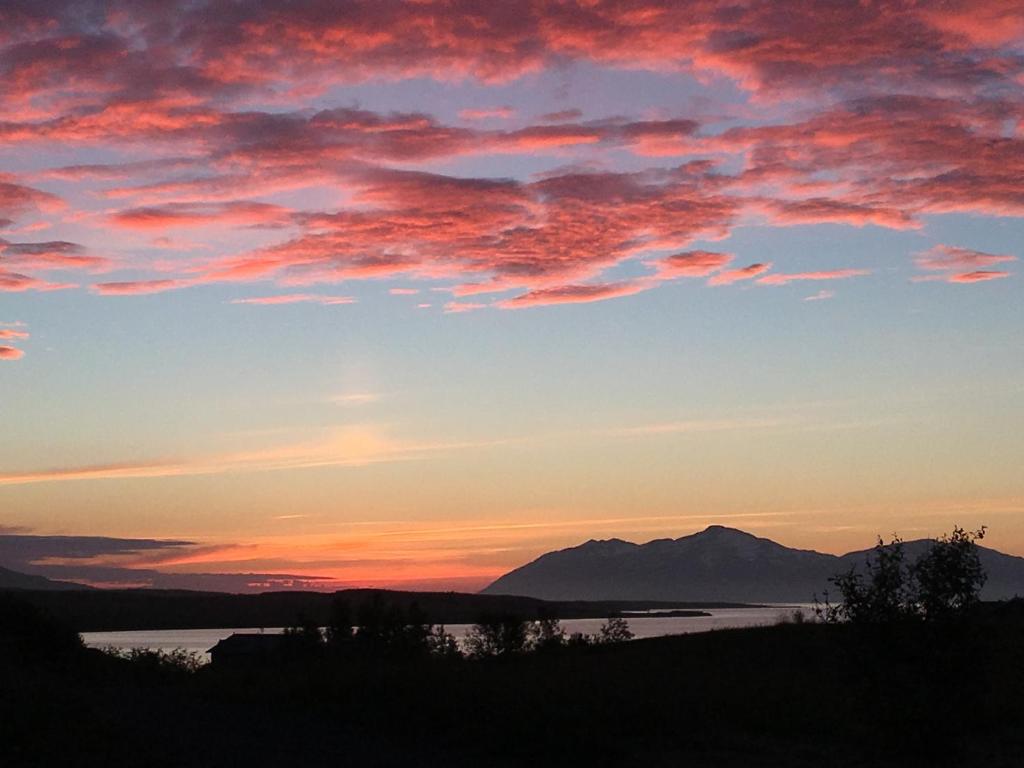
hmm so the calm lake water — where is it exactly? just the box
[82,605,807,662]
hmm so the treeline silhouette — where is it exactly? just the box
[274,595,634,663]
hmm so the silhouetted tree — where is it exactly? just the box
[566,631,596,647]
[818,527,988,624]
[325,598,354,648]
[426,625,462,659]
[113,647,204,673]
[464,614,529,658]
[597,617,634,644]
[284,616,324,653]
[354,593,406,655]
[528,616,566,651]
[0,593,83,664]
[913,526,987,621]
[820,535,916,624]
[348,596,443,659]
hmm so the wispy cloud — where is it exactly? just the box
[496,280,654,309]
[707,263,771,286]
[328,392,382,406]
[443,301,487,314]
[458,106,516,121]
[600,417,787,437]
[0,426,498,487]
[92,279,193,295]
[804,289,836,301]
[758,269,870,286]
[230,294,356,306]
[912,245,1015,284]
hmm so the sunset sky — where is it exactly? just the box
[1,1,1022,591]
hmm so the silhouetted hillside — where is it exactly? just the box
[0,566,91,592]
[483,526,1024,602]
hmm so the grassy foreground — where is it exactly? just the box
[3,599,1024,767]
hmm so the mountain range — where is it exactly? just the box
[482,526,1024,603]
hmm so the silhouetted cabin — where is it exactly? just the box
[208,633,287,667]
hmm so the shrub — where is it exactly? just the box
[820,536,917,624]
[464,614,530,658]
[107,647,205,673]
[597,617,634,644]
[913,526,987,621]
[818,526,988,624]
[426,625,462,659]
[528,617,566,651]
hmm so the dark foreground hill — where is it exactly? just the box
[0,566,91,592]
[3,587,743,632]
[4,592,1024,767]
[483,525,1024,602]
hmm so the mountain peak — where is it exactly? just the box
[673,525,761,547]
[577,538,635,553]
[697,525,752,537]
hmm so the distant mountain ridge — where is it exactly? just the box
[482,526,1024,603]
[0,565,91,591]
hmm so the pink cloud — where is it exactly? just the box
[947,271,1011,283]
[0,177,59,215]
[1,3,1020,314]
[119,2,1021,100]
[443,301,487,314]
[764,199,919,230]
[496,124,603,150]
[0,268,76,292]
[0,346,24,360]
[719,96,1024,220]
[496,280,652,309]
[109,202,292,230]
[0,329,29,340]
[921,1,1024,47]
[41,158,197,181]
[912,245,1015,284]
[0,2,1018,150]
[540,109,583,123]
[758,269,870,286]
[914,245,1016,272]
[179,167,737,303]
[0,239,110,272]
[92,279,193,295]
[459,106,516,120]
[389,288,420,295]
[649,250,733,279]
[707,263,771,286]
